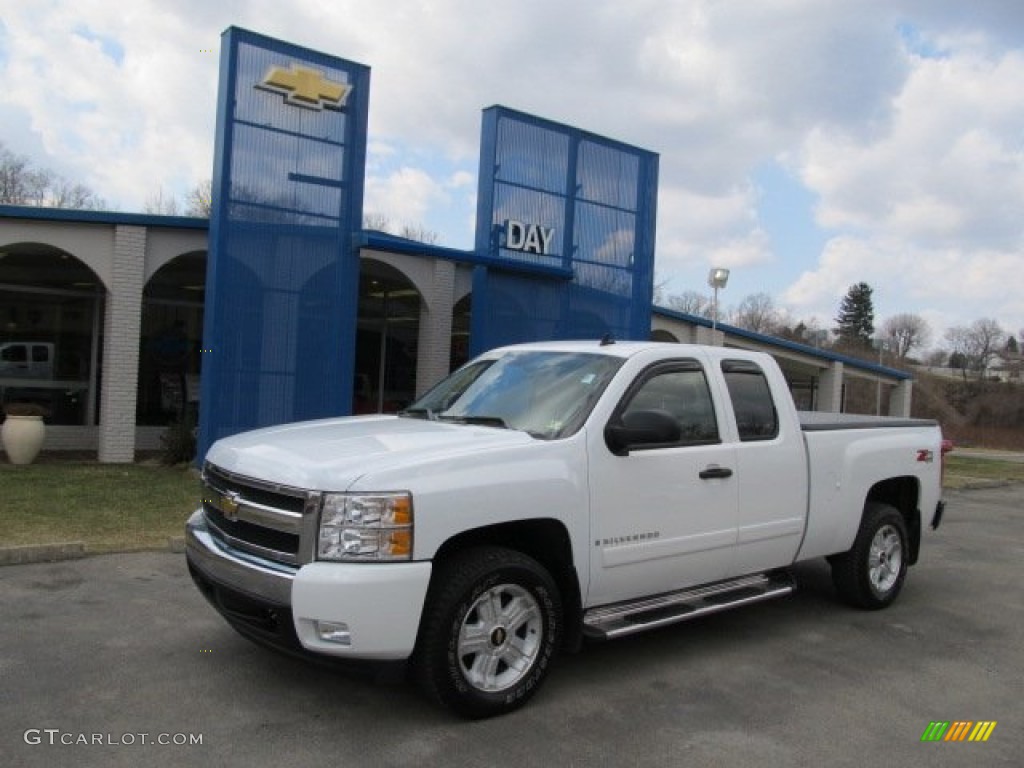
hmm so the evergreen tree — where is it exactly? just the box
[834,282,875,347]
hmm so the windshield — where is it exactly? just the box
[402,350,623,439]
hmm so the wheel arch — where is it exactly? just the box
[866,476,921,565]
[430,519,583,652]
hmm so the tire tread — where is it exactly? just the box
[414,546,561,718]
[831,502,908,610]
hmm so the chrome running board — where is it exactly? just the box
[582,571,796,640]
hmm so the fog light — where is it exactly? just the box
[315,621,351,646]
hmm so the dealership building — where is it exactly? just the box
[0,205,913,463]
[0,29,913,463]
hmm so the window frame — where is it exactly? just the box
[608,359,722,451]
[721,359,780,442]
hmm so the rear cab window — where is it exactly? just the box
[721,360,779,441]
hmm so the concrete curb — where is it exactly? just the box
[0,537,187,566]
[0,542,86,566]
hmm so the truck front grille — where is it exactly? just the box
[201,463,319,567]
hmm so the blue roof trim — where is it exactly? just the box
[0,207,907,381]
[0,204,210,230]
[653,305,912,381]
[355,229,574,280]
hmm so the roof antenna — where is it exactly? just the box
[600,333,615,346]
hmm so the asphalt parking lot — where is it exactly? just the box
[2,486,1021,768]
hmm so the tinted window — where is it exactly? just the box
[722,360,778,441]
[2,345,27,362]
[622,364,719,445]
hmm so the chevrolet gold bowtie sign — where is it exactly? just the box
[257,63,351,111]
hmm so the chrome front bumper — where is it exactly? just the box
[185,508,295,606]
[186,508,432,660]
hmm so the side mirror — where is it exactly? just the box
[604,409,682,456]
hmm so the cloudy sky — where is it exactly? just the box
[2,0,1022,346]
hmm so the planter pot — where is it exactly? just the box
[2,415,46,465]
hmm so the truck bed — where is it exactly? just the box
[798,412,938,431]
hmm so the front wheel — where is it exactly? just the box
[831,502,909,610]
[414,547,562,719]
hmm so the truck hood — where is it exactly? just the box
[204,415,535,491]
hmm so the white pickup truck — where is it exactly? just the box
[186,340,946,718]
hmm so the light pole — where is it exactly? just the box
[872,337,887,415]
[708,268,730,331]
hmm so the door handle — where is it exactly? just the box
[699,466,733,480]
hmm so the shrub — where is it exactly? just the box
[160,412,197,465]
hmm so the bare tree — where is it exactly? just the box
[664,289,711,317]
[185,179,212,217]
[144,186,180,215]
[0,141,103,209]
[923,349,948,368]
[730,292,782,334]
[778,317,829,347]
[944,318,1006,379]
[360,214,439,244]
[399,223,440,244]
[49,179,103,209]
[362,212,392,232]
[882,313,932,361]
[971,318,1008,371]
[0,145,45,203]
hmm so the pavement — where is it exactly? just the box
[1,485,1021,767]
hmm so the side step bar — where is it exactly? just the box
[582,571,796,640]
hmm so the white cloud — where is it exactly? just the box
[785,39,1024,338]
[1,1,1022,338]
[364,166,449,227]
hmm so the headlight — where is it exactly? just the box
[317,492,413,561]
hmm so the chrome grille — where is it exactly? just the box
[201,463,320,566]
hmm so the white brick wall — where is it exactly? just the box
[415,260,456,396]
[98,225,146,462]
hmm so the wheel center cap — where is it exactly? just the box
[490,626,507,647]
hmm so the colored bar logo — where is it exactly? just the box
[921,721,997,742]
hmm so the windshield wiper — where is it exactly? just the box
[438,414,508,429]
[398,407,437,421]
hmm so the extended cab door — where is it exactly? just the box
[586,357,738,607]
[718,359,808,575]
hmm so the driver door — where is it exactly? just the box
[586,359,738,607]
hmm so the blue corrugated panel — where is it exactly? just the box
[471,107,658,355]
[198,28,370,461]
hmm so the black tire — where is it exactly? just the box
[414,547,562,719]
[831,502,909,610]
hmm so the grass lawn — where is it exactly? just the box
[943,455,1024,489]
[1,462,199,553]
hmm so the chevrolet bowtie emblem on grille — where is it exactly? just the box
[219,490,242,521]
[257,63,351,111]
